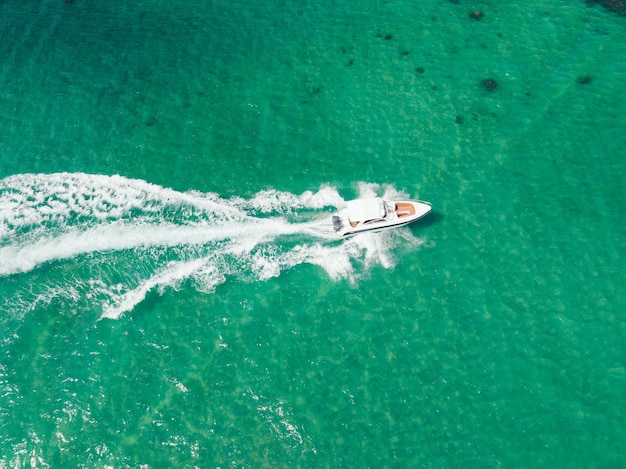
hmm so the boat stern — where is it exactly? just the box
[332,215,343,232]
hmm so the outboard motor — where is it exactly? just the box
[332,215,342,232]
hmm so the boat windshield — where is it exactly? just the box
[346,198,386,222]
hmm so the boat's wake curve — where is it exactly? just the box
[0,173,425,327]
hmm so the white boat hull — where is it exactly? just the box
[333,199,431,237]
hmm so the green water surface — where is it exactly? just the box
[1,0,625,467]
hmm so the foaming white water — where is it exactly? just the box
[0,172,244,240]
[0,218,317,277]
[0,173,426,323]
[100,258,210,320]
[231,185,345,214]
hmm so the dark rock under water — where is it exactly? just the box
[587,0,626,15]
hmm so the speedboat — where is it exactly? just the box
[332,197,431,237]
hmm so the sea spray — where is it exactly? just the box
[0,173,426,329]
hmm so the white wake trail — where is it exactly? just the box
[0,173,428,324]
[100,258,211,320]
[0,217,336,277]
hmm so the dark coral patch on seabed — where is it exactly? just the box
[586,0,626,14]
[481,78,498,91]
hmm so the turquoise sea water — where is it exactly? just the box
[1,0,625,466]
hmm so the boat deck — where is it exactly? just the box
[395,202,416,217]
